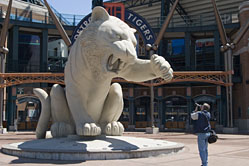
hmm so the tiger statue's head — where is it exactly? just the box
[67,6,138,81]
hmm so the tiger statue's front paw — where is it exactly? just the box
[150,54,173,81]
[104,122,124,136]
[76,123,101,136]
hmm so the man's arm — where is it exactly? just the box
[191,106,199,120]
[191,112,198,120]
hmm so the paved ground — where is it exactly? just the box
[0,131,249,166]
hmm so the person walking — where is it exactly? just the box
[191,103,211,166]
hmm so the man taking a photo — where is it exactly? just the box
[191,103,211,166]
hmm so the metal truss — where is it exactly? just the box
[0,71,232,88]
[168,0,192,24]
[113,71,232,87]
[152,71,232,87]
[0,73,64,88]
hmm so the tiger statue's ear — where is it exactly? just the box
[91,6,109,22]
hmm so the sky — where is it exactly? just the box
[47,0,109,16]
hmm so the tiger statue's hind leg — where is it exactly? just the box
[98,83,124,136]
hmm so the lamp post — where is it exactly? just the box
[146,0,179,133]
[0,0,13,134]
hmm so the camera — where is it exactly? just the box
[195,103,201,111]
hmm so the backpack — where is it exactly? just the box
[208,130,218,144]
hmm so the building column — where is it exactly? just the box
[186,87,192,130]
[216,86,222,123]
[6,26,18,130]
[40,29,48,72]
[221,86,227,126]
[190,38,196,70]
[128,88,135,130]
[157,87,164,130]
[6,87,17,130]
[214,30,221,70]
[216,85,223,132]
[185,32,191,70]
[7,25,19,72]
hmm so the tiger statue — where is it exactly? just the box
[34,6,173,138]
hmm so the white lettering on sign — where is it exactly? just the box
[73,16,91,42]
[72,10,155,45]
[127,13,153,42]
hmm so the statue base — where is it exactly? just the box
[2,135,184,160]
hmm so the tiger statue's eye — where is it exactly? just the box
[116,35,122,40]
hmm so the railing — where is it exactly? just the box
[0,5,85,26]
[0,3,239,28]
[6,59,66,73]
[39,0,70,25]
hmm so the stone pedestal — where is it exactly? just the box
[145,127,159,134]
[2,135,184,160]
[223,127,239,134]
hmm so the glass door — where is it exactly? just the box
[164,96,188,129]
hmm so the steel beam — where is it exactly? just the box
[43,0,71,47]
[169,0,192,25]
[211,0,228,48]
[154,0,179,48]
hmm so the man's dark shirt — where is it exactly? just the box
[191,110,211,133]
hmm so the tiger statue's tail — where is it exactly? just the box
[34,84,75,139]
[33,88,51,139]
